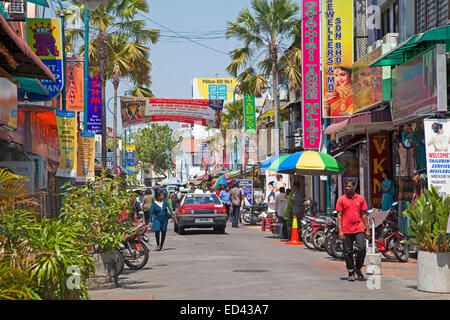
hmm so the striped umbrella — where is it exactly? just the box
[259,154,289,170]
[276,151,344,175]
[214,175,229,188]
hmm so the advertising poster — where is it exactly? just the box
[26,18,63,101]
[76,131,95,182]
[192,78,239,104]
[265,170,290,212]
[302,0,322,149]
[66,58,84,112]
[125,144,136,172]
[120,97,150,128]
[424,119,450,196]
[243,94,256,133]
[87,73,102,134]
[237,179,253,206]
[369,133,392,208]
[322,0,354,118]
[55,110,77,178]
[392,45,447,123]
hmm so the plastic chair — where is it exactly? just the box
[261,218,273,231]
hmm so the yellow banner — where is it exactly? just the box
[76,131,95,182]
[322,0,354,118]
[55,110,77,178]
[192,78,239,104]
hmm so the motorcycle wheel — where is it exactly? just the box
[312,229,326,251]
[330,236,345,260]
[391,237,409,262]
[113,249,125,275]
[124,240,149,270]
[241,210,251,223]
[380,238,398,261]
[303,227,316,250]
[325,233,337,258]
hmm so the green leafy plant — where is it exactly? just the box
[283,192,296,228]
[403,186,450,252]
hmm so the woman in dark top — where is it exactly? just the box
[149,188,173,251]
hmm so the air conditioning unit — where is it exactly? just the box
[7,0,26,20]
[28,155,48,189]
[383,33,399,46]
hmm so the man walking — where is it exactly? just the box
[292,182,304,219]
[229,182,243,228]
[336,180,370,281]
[274,187,287,238]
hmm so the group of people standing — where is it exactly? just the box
[216,183,244,228]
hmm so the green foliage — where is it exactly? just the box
[61,172,134,253]
[134,124,181,176]
[403,186,450,252]
[283,192,295,228]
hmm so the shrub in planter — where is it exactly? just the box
[403,186,450,293]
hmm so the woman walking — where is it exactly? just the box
[149,188,173,251]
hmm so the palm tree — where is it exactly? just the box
[225,0,300,130]
[64,0,159,169]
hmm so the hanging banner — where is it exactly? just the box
[322,0,354,118]
[26,18,64,101]
[192,78,239,104]
[66,58,84,112]
[237,179,253,206]
[76,131,95,182]
[243,94,256,133]
[125,144,136,172]
[55,110,77,178]
[302,0,322,149]
[369,133,392,208]
[424,119,450,197]
[87,73,102,134]
[120,97,224,129]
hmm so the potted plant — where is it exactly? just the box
[60,172,135,290]
[403,186,450,293]
[283,192,296,239]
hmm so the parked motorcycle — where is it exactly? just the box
[241,202,268,223]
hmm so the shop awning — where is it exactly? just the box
[258,104,289,118]
[25,0,49,7]
[370,25,450,67]
[324,108,393,135]
[15,77,49,96]
[0,15,55,81]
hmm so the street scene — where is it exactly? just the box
[0,0,450,304]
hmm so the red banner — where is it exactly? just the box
[369,133,392,208]
[65,57,84,112]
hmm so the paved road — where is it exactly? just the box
[89,221,450,300]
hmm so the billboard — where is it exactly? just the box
[76,131,95,182]
[424,119,450,196]
[192,78,239,104]
[322,0,354,118]
[26,18,64,101]
[392,45,448,123]
[302,0,322,149]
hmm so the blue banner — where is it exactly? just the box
[237,179,253,206]
[87,73,102,134]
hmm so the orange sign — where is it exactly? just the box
[66,58,84,112]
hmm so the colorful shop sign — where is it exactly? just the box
[237,179,253,206]
[65,57,84,112]
[424,119,450,197]
[369,133,392,208]
[322,0,354,118]
[243,94,256,133]
[125,144,136,172]
[302,0,322,149]
[26,18,63,101]
[76,131,95,182]
[192,78,239,104]
[87,73,102,134]
[55,110,77,178]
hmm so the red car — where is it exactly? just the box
[174,193,227,234]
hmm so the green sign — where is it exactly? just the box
[243,94,256,132]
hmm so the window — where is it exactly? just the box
[416,0,449,33]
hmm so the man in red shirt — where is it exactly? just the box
[336,180,370,281]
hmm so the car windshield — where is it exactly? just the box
[183,194,221,205]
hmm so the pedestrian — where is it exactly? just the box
[149,188,174,251]
[379,171,395,211]
[130,191,142,223]
[142,188,154,227]
[292,182,304,219]
[275,187,287,237]
[229,182,243,228]
[219,184,231,222]
[215,184,223,197]
[207,184,215,194]
[336,180,370,281]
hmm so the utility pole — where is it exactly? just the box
[166,135,170,179]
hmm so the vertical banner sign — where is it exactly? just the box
[369,133,392,208]
[302,0,322,149]
[243,94,256,133]
[26,18,63,101]
[55,110,77,178]
[424,119,450,196]
[125,144,136,173]
[322,0,354,118]
[66,58,84,112]
[76,131,95,182]
[237,179,253,206]
[87,73,102,134]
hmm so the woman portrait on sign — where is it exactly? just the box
[324,66,353,117]
[427,122,450,152]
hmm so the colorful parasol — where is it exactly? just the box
[259,154,289,170]
[276,151,344,175]
[214,174,229,188]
